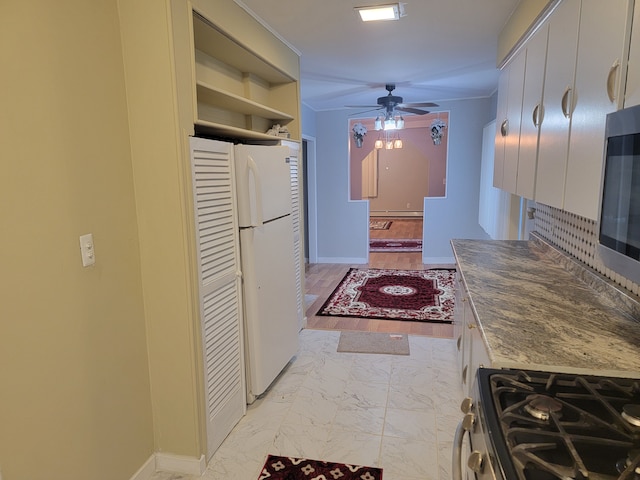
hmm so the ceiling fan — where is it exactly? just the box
[346,83,439,117]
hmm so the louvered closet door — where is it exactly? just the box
[189,137,245,461]
[287,146,305,331]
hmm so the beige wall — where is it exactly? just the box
[117,0,205,459]
[0,1,154,479]
[497,0,553,65]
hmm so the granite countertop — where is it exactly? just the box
[450,235,640,378]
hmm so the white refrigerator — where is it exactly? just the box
[234,144,299,402]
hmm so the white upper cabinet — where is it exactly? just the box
[625,1,640,107]
[532,0,632,220]
[516,24,549,200]
[494,51,526,194]
[563,0,633,220]
[534,0,581,211]
[494,66,510,189]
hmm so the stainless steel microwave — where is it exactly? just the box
[598,104,640,284]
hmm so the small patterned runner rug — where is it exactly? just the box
[370,238,422,252]
[318,268,455,324]
[369,220,392,230]
[258,454,383,479]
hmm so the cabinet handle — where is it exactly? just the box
[500,119,508,137]
[468,323,476,329]
[456,336,462,350]
[607,60,620,103]
[561,86,572,119]
[532,103,543,127]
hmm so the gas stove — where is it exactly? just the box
[454,368,640,480]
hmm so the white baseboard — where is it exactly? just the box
[316,256,368,264]
[422,256,455,266]
[129,455,156,480]
[155,453,206,475]
[129,453,206,480]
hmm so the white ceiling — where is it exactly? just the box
[236,0,521,112]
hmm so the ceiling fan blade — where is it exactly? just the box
[397,106,430,115]
[400,102,439,108]
[348,108,383,116]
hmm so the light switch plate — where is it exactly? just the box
[79,233,96,267]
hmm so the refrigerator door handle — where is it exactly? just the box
[247,154,264,227]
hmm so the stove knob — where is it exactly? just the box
[462,413,475,431]
[467,451,484,473]
[460,397,473,414]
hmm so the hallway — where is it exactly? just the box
[304,217,455,338]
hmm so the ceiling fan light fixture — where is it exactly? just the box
[384,118,397,130]
[374,116,382,130]
[396,116,405,129]
[374,138,383,149]
[355,3,405,22]
[394,138,403,149]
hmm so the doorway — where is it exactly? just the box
[302,135,317,264]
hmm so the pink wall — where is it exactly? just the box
[349,113,449,212]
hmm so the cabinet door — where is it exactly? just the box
[462,299,475,397]
[517,24,549,200]
[535,0,581,209]
[493,68,509,189]
[494,53,526,194]
[625,1,640,107]
[189,137,246,460]
[503,52,526,194]
[453,272,466,380]
[564,0,633,220]
[287,145,305,332]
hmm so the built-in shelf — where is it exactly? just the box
[195,119,286,142]
[191,10,300,141]
[196,81,293,123]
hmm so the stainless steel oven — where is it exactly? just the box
[453,368,640,480]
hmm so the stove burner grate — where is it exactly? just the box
[485,370,640,480]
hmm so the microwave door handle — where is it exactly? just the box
[247,155,264,227]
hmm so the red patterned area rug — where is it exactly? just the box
[369,238,422,252]
[258,454,383,479]
[318,268,455,324]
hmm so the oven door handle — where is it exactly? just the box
[453,413,475,480]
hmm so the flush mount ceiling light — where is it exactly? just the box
[355,3,406,22]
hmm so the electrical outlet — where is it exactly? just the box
[79,233,96,267]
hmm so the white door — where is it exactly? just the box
[240,215,299,399]
[234,145,293,226]
[287,146,305,332]
[190,137,246,460]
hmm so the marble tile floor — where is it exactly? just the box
[151,328,465,480]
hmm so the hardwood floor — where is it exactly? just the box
[304,217,455,338]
